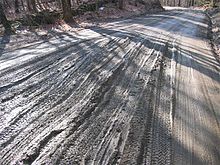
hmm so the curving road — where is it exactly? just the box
[0,8,220,165]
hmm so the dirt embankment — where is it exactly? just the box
[207,8,220,63]
[66,0,164,27]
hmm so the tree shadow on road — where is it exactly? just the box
[0,9,219,164]
[0,32,10,58]
[87,8,220,84]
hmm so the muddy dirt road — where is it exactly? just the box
[0,8,220,165]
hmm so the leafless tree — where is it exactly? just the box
[0,1,11,33]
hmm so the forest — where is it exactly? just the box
[160,0,219,6]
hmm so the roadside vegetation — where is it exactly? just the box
[0,0,163,33]
[207,7,220,62]
[160,0,219,7]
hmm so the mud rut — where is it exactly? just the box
[0,9,220,165]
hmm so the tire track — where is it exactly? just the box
[1,9,220,165]
[0,36,132,164]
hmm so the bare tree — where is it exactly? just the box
[212,0,216,6]
[0,1,11,33]
[27,0,31,11]
[161,0,220,7]
[178,0,181,6]
[96,0,99,11]
[15,0,20,13]
[31,0,37,12]
[119,0,124,9]
[61,0,72,21]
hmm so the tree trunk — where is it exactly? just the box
[178,0,181,6]
[0,2,11,33]
[56,0,62,9]
[31,0,37,12]
[20,0,25,12]
[118,0,124,9]
[191,0,195,6]
[27,0,31,11]
[15,0,20,13]
[212,0,216,7]
[61,0,72,22]
[135,0,138,6]
[96,0,99,11]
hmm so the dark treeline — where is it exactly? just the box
[0,0,160,19]
[0,0,124,32]
[0,2,11,33]
[160,0,220,7]
[0,0,162,32]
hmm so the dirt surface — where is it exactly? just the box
[0,8,220,165]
